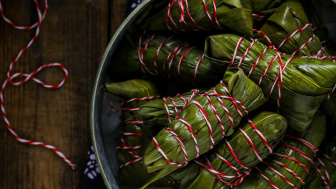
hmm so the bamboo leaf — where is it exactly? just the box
[204,34,336,132]
[142,68,266,186]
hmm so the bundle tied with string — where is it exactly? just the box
[141,68,266,187]
[168,111,287,189]
[236,112,327,189]
[141,0,253,36]
[303,138,336,189]
[110,32,221,88]
[104,79,173,187]
[205,33,336,132]
[254,0,323,57]
[138,89,205,130]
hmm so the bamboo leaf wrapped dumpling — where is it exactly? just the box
[141,0,253,36]
[302,138,336,189]
[110,32,222,88]
[235,112,327,189]
[139,89,203,129]
[104,79,173,187]
[142,68,266,185]
[255,0,323,56]
[205,33,336,132]
[169,111,287,189]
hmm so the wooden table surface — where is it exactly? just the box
[0,0,127,188]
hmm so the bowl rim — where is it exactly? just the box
[90,1,154,188]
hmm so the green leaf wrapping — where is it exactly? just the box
[104,79,173,187]
[139,89,206,129]
[302,138,336,189]
[141,0,253,37]
[241,0,283,13]
[205,34,336,132]
[141,68,266,186]
[320,93,336,133]
[301,0,329,43]
[110,33,222,87]
[235,112,327,189]
[104,79,160,119]
[169,111,287,189]
[255,0,322,57]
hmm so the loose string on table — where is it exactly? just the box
[152,83,248,168]
[0,0,75,169]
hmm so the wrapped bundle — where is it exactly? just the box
[104,79,173,187]
[254,0,323,57]
[235,112,327,189]
[169,111,287,189]
[110,32,221,87]
[205,33,336,132]
[141,0,253,36]
[303,138,336,189]
[139,89,202,129]
[142,68,266,184]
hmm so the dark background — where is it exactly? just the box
[0,0,126,188]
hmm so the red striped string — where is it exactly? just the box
[162,90,200,124]
[152,84,248,168]
[254,26,336,104]
[137,33,205,86]
[153,127,188,167]
[230,168,252,187]
[113,96,160,168]
[252,14,265,18]
[255,166,279,189]
[0,0,75,169]
[184,0,205,30]
[317,157,330,188]
[269,158,305,185]
[313,143,336,189]
[168,43,189,79]
[228,33,297,113]
[166,0,223,32]
[262,162,298,189]
[271,153,310,173]
[190,118,272,186]
[117,92,202,168]
[277,24,311,50]
[256,136,330,188]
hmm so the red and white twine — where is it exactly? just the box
[166,0,222,32]
[113,96,160,168]
[193,118,272,187]
[256,136,335,189]
[0,0,75,168]
[162,89,199,124]
[138,33,204,87]
[152,84,248,169]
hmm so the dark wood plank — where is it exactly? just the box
[0,0,127,188]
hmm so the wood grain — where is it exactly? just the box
[0,0,127,188]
